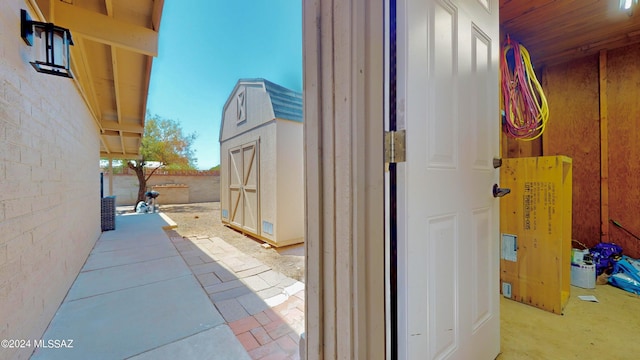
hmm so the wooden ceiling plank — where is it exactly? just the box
[105,0,125,155]
[122,132,143,138]
[514,29,619,56]
[120,130,126,155]
[503,5,611,37]
[111,48,123,125]
[140,55,153,130]
[538,36,640,67]
[499,0,558,23]
[53,1,158,56]
[500,0,640,66]
[502,0,605,29]
[511,25,640,66]
[502,5,634,50]
[101,121,144,133]
[506,19,633,45]
[68,36,103,129]
[100,152,142,160]
[105,0,114,16]
[100,134,110,154]
[152,0,165,31]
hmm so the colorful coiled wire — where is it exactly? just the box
[500,36,549,140]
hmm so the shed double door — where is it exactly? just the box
[229,141,259,234]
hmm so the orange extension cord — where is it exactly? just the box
[500,36,549,140]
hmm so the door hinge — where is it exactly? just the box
[384,129,406,164]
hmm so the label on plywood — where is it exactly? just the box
[502,282,512,298]
[501,233,518,262]
[522,181,556,234]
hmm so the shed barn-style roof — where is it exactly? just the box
[219,78,303,142]
[225,78,303,122]
[261,79,304,122]
[29,0,165,160]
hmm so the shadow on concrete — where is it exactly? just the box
[31,213,251,360]
[164,228,305,359]
[30,213,304,360]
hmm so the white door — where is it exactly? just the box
[395,0,500,359]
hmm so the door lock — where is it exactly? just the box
[493,184,511,198]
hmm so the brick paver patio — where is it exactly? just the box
[167,231,305,360]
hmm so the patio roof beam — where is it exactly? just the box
[101,121,144,134]
[99,134,110,155]
[120,131,126,155]
[52,1,158,56]
[100,152,142,160]
[104,0,122,126]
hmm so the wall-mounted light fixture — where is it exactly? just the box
[620,0,639,14]
[20,9,74,78]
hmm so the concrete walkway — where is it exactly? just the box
[31,212,304,360]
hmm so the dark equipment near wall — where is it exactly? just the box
[610,219,640,242]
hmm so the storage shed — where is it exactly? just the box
[219,79,304,247]
[499,1,640,260]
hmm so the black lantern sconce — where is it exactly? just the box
[20,9,74,78]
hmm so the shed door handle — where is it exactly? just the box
[493,184,511,198]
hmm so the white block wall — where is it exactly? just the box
[1,2,101,359]
[102,173,221,205]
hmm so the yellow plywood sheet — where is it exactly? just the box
[500,156,572,314]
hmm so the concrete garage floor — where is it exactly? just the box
[499,284,640,359]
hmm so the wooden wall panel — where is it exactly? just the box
[607,44,640,258]
[542,55,602,250]
[502,135,542,158]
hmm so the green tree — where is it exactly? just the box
[127,114,197,207]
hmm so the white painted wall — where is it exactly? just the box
[0,2,101,359]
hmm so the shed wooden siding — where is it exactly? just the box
[276,120,304,243]
[607,44,640,258]
[505,43,640,258]
[219,79,304,247]
[543,55,602,252]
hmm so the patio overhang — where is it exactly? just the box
[28,0,165,159]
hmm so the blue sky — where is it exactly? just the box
[146,1,303,170]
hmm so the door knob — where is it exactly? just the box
[493,184,511,198]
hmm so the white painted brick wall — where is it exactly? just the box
[1,2,102,359]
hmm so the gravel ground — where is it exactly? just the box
[157,202,305,282]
